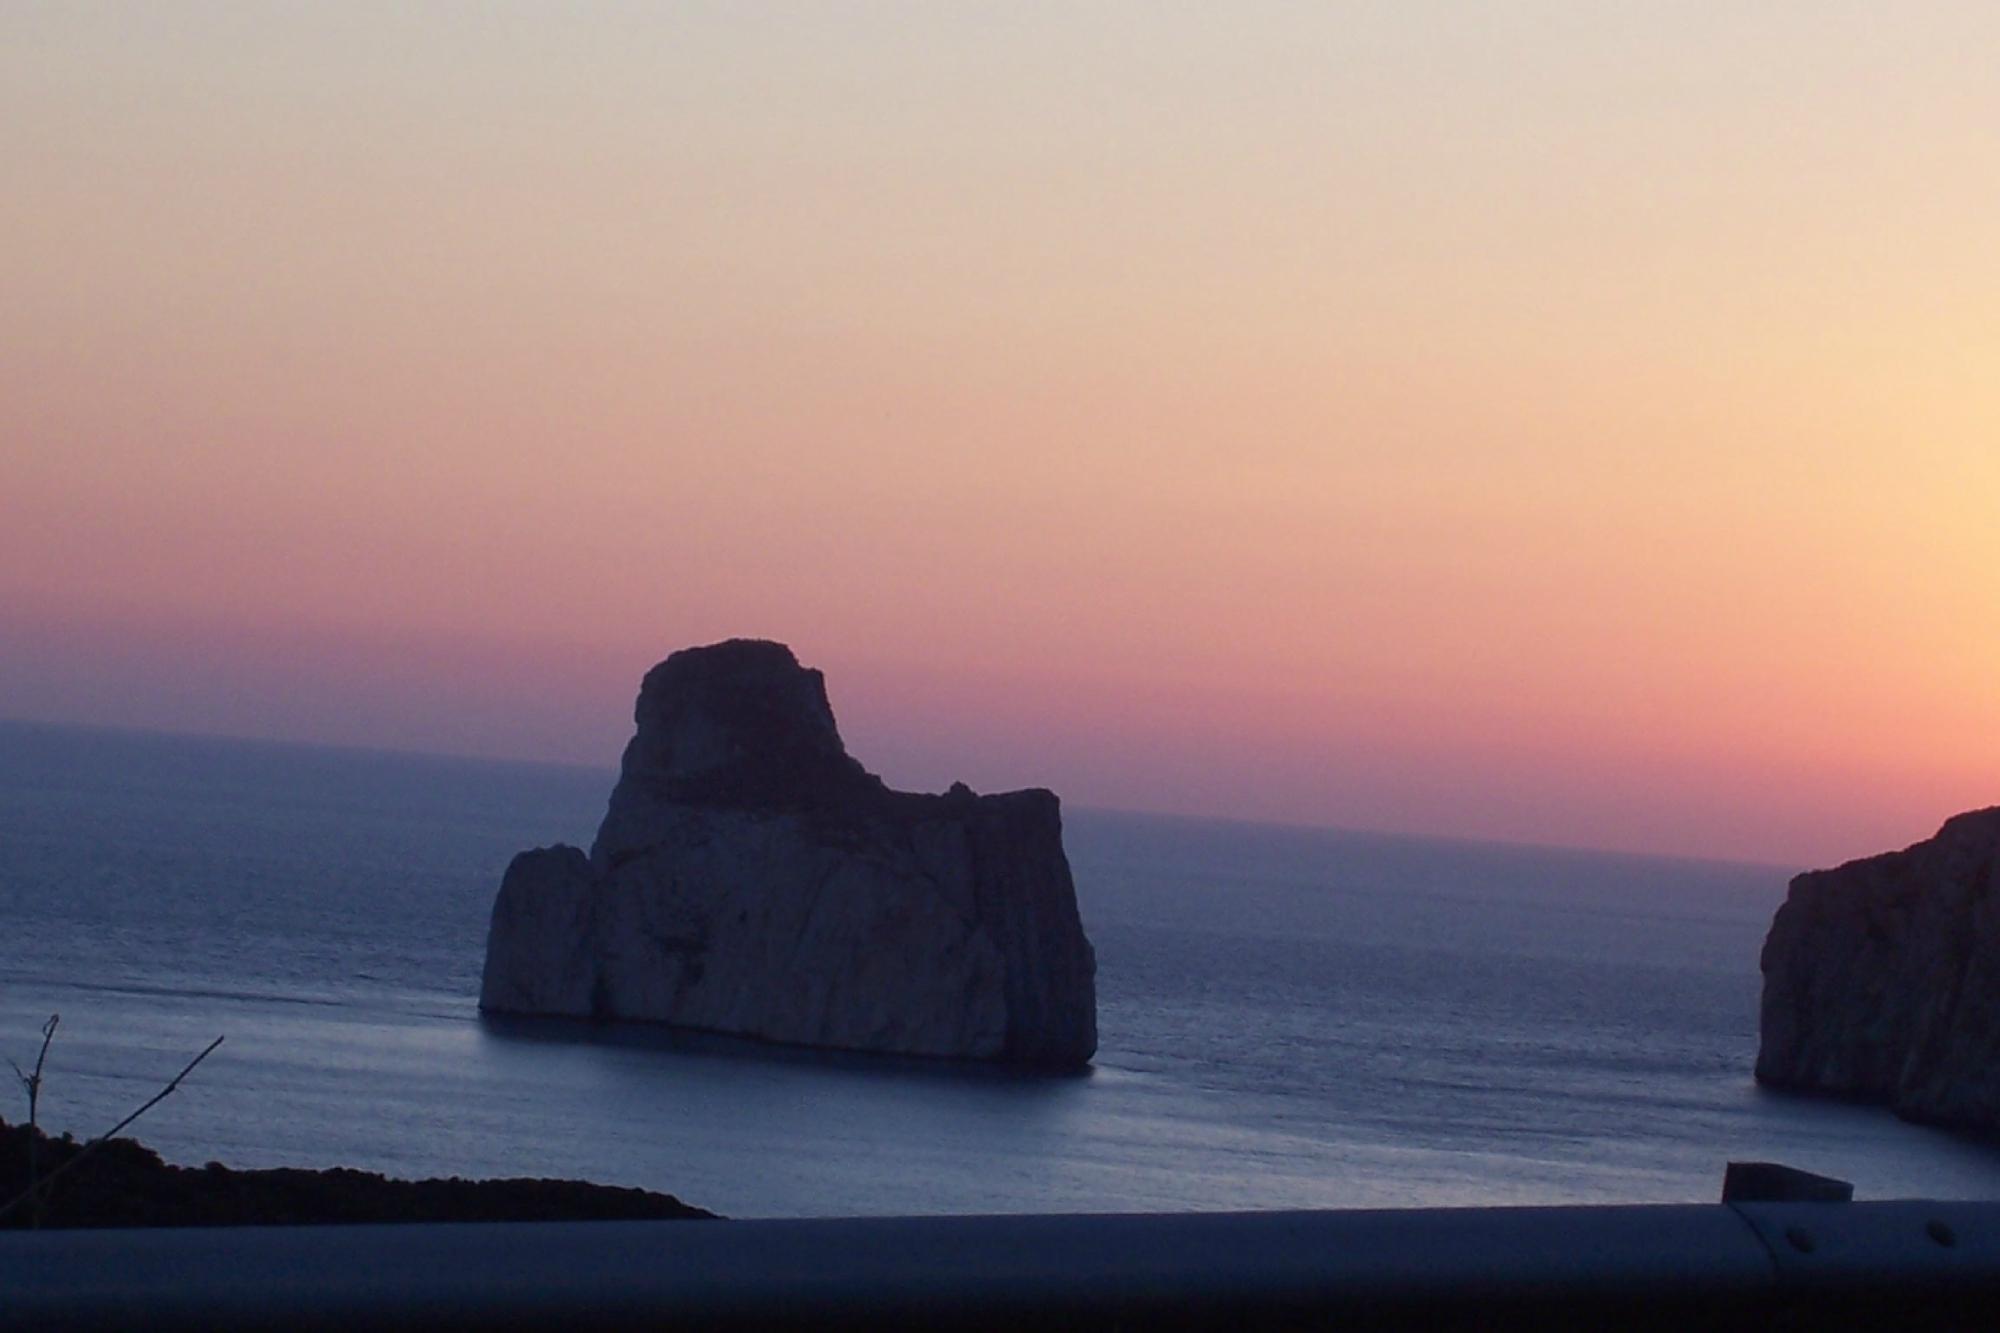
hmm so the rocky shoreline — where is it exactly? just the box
[0,1118,714,1228]
[1757,807,2000,1135]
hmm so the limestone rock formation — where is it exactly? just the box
[479,640,1097,1068]
[1756,807,2000,1132]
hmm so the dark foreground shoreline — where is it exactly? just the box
[1,1118,714,1227]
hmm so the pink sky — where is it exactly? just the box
[4,5,1997,866]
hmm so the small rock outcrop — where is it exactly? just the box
[1756,807,2000,1132]
[479,640,1097,1068]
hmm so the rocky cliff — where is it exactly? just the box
[1756,807,2000,1132]
[479,640,1097,1068]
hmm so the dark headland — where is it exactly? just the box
[1757,806,2000,1134]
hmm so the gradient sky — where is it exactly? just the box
[4,4,1996,866]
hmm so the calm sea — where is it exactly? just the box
[3,719,1997,1217]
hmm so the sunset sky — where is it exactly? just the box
[4,4,1995,866]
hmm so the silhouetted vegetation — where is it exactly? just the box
[2,1016,712,1227]
[0,1118,714,1227]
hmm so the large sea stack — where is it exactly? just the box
[1756,807,2000,1132]
[479,640,1098,1068]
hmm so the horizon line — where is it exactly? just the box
[0,711,1803,874]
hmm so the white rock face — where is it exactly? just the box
[479,640,1097,1067]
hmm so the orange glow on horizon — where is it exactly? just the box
[4,5,1996,866]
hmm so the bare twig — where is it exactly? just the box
[6,1015,58,1229]
[0,1033,222,1226]
[6,1013,58,1107]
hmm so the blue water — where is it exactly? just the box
[3,719,1998,1217]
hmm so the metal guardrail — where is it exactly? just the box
[3,1200,1996,1330]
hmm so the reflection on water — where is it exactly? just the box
[477,1010,1093,1085]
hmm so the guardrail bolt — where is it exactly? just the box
[1784,1226,1816,1254]
[1926,1220,1958,1248]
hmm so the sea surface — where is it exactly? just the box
[3,719,1998,1218]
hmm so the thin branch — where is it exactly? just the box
[8,1015,58,1229]
[82,1035,223,1150]
[0,1034,221,1226]
[31,1015,57,1092]
[8,1014,56,1101]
